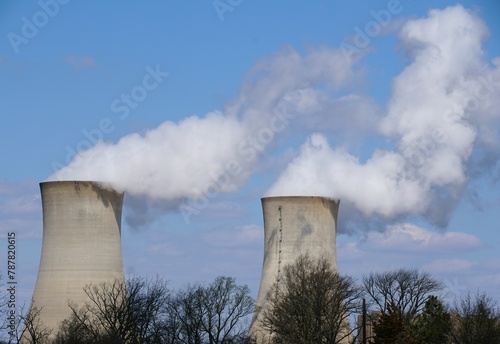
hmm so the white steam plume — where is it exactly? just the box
[49,5,500,228]
[48,46,361,203]
[267,5,500,224]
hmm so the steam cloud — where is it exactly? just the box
[267,5,500,226]
[49,5,500,228]
[49,45,361,203]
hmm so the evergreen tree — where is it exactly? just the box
[412,295,451,344]
[373,302,414,344]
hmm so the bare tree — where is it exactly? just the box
[261,254,364,344]
[55,276,171,344]
[200,276,254,343]
[127,276,171,343]
[0,294,52,344]
[55,275,253,344]
[168,283,206,344]
[363,268,443,325]
[449,291,500,344]
[168,276,255,344]
[54,308,98,344]
[0,272,9,343]
[63,278,137,343]
[18,305,53,344]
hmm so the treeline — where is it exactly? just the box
[257,255,500,344]
[3,276,254,344]
[2,256,500,344]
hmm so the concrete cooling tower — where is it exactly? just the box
[250,196,340,340]
[28,181,125,334]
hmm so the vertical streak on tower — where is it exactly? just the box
[250,196,340,340]
[276,205,283,284]
[29,181,125,333]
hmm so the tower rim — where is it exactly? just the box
[261,195,340,203]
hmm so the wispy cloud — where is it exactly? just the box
[0,180,42,239]
[337,223,496,303]
[0,195,40,215]
[203,224,263,248]
[366,223,484,252]
[147,242,184,257]
[423,258,476,273]
[337,223,484,275]
[63,55,97,70]
[0,181,20,195]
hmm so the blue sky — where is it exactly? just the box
[1,0,500,311]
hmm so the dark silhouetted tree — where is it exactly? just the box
[411,295,451,344]
[55,276,170,344]
[200,276,254,343]
[169,276,254,344]
[261,254,364,344]
[373,302,414,344]
[19,305,53,344]
[363,268,443,325]
[449,291,500,344]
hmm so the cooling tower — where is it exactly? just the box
[250,196,340,340]
[29,181,125,333]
